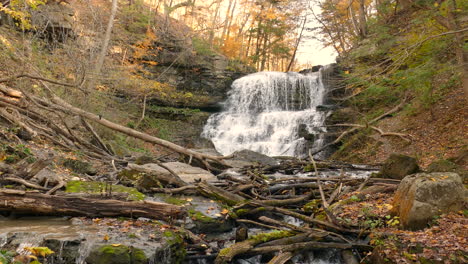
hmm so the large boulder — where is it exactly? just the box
[128,162,216,186]
[380,153,419,180]
[391,172,466,230]
[225,149,279,168]
[426,159,467,183]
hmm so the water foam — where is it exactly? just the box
[202,69,328,157]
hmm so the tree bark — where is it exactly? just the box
[93,0,118,79]
[287,16,307,72]
[0,189,185,220]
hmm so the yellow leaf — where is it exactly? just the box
[103,234,110,241]
[221,209,229,215]
[111,244,121,247]
[434,2,439,7]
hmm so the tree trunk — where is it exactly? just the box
[357,0,367,38]
[287,16,307,72]
[0,189,185,220]
[93,0,118,80]
[209,0,222,48]
[220,0,233,46]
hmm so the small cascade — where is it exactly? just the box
[202,67,332,157]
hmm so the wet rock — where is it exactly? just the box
[226,149,279,168]
[391,172,466,230]
[43,238,81,264]
[85,244,148,264]
[380,154,419,180]
[316,104,339,111]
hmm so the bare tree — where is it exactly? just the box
[93,0,118,80]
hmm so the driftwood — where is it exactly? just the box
[0,189,185,220]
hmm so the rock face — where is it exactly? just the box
[380,154,419,180]
[31,2,75,42]
[391,172,466,230]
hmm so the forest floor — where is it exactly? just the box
[335,84,467,169]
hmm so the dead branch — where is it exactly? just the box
[311,97,408,155]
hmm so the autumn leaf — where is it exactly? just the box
[221,208,229,215]
[24,247,54,257]
[103,234,110,241]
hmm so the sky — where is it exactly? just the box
[296,35,337,66]
[295,5,337,67]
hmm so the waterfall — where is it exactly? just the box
[202,67,330,157]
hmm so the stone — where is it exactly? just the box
[62,158,97,175]
[31,2,75,42]
[130,162,216,184]
[33,168,62,186]
[85,244,147,264]
[391,172,466,230]
[225,149,279,168]
[380,153,419,180]
[427,159,467,183]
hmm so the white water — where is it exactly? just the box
[202,69,329,157]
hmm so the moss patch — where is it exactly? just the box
[250,230,294,243]
[85,245,147,264]
[65,181,145,201]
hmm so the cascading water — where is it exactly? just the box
[202,67,330,157]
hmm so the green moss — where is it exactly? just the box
[217,247,231,257]
[65,181,145,201]
[188,209,216,223]
[162,231,186,264]
[250,230,294,243]
[162,196,187,206]
[303,200,321,213]
[132,248,147,263]
[86,245,147,264]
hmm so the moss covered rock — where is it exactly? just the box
[380,154,419,180]
[85,245,147,264]
[391,172,465,230]
[427,159,467,183]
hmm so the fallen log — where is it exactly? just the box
[268,252,293,264]
[48,94,229,168]
[0,189,185,221]
[197,181,245,206]
[215,230,295,264]
[248,241,372,255]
